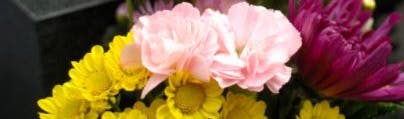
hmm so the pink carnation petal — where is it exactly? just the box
[211,54,245,88]
[266,66,292,93]
[120,43,142,70]
[141,36,180,74]
[246,86,264,92]
[141,74,168,98]
[202,9,237,56]
[185,55,211,82]
[171,2,200,18]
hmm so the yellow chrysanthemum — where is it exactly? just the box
[101,108,147,119]
[157,71,224,119]
[104,32,150,91]
[221,92,267,119]
[69,45,118,101]
[37,84,101,119]
[297,100,345,119]
[134,99,165,119]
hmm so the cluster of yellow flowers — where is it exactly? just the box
[37,32,146,119]
[37,32,273,119]
[37,32,347,119]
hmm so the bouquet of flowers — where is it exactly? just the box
[37,0,403,119]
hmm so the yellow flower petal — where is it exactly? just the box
[203,97,223,112]
[101,111,116,119]
[221,92,267,119]
[157,105,176,119]
[38,98,57,114]
[297,100,345,119]
[133,99,165,119]
[38,112,55,119]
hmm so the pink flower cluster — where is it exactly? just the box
[121,2,302,98]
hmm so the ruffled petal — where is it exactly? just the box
[141,74,168,98]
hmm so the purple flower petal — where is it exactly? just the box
[291,0,404,101]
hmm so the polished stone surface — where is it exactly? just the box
[13,0,114,20]
[0,0,117,118]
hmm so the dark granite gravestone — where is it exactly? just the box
[0,0,118,118]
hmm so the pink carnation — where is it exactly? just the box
[211,2,302,93]
[122,2,301,97]
[134,3,220,98]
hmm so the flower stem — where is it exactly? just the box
[111,93,122,112]
[126,0,134,27]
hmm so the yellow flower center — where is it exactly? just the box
[174,83,205,114]
[87,71,111,95]
[226,106,249,119]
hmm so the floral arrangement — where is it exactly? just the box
[37,0,404,119]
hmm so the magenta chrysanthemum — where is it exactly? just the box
[290,0,404,101]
